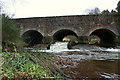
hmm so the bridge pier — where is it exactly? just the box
[42,36,53,44]
[118,36,120,46]
[78,36,89,44]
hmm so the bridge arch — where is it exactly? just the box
[22,30,43,46]
[89,28,117,45]
[53,29,78,41]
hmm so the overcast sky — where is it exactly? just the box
[1,0,119,18]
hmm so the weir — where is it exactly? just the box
[50,42,69,51]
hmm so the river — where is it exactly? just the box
[26,42,120,79]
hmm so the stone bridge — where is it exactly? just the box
[15,15,120,46]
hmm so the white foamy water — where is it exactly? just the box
[30,42,120,53]
[28,42,120,60]
[31,48,90,53]
[105,48,120,52]
[100,73,120,79]
[31,42,89,53]
[89,46,120,53]
[31,47,120,53]
[50,42,68,50]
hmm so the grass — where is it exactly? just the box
[1,52,62,79]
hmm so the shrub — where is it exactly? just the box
[1,52,61,79]
[2,14,24,51]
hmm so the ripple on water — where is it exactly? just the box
[25,42,120,79]
[59,59,120,79]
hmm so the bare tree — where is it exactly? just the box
[84,7,101,15]
[101,9,110,15]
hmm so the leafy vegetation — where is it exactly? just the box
[2,14,24,52]
[0,0,119,79]
[116,1,120,15]
[84,0,120,15]
[2,14,19,43]
[101,9,118,15]
[1,4,62,79]
[1,52,61,79]
[85,7,118,15]
[0,5,2,52]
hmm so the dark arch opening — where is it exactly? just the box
[22,30,43,46]
[90,29,116,46]
[53,29,78,41]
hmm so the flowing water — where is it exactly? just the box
[29,42,120,79]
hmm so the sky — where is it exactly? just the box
[0,0,119,18]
